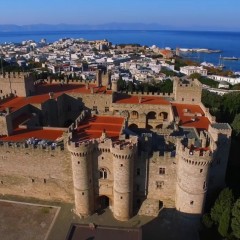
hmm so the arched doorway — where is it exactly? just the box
[98,195,110,210]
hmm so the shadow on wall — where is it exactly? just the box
[141,208,201,240]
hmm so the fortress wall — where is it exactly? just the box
[69,93,112,112]
[41,99,59,127]
[175,145,212,215]
[174,79,202,104]
[91,141,115,204]
[199,103,216,123]
[23,74,35,96]
[128,91,174,98]
[208,124,232,189]
[133,152,148,198]
[5,104,31,135]
[0,73,35,97]
[56,94,84,127]
[0,116,8,136]
[148,153,176,207]
[111,103,173,127]
[0,146,74,202]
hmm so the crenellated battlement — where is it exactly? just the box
[111,140,137,159]
[152,150,175,162]
[179,145,212,166]
[0,140,64,153]
[0,72,31,80]
[67,139,95,155]
[209,123,232,134]
[74,110,90,127]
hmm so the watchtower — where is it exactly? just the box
[111,140,137,221]
[175,138,213,216]
[67,140,95,217]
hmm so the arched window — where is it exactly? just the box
[147,111,157,120]
[131,111,139,119]
[99,168,108,179]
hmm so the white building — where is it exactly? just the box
[180,66,208,76]
[208,75,240,85]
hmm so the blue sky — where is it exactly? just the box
[0,0,239,30]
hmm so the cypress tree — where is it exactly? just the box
[231,199,240,239]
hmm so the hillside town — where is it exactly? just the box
[1,38,240,96]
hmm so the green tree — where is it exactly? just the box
[231,199,240,239]
[199,76,219,88]
[189,72,201,80]
[202,213,214,228]
[231,114,240,136]
[117,78,126,91]
[127,81,134,92]
[218,206,231,237]
[222,93,240,122]
[161,79,173,93]
[211,188,234,224]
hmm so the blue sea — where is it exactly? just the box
[0,30,240,71]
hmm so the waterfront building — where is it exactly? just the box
[208,75,240,85]
[180,66,208,76]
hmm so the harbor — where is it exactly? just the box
[178,48,221,53]
[219,56,240,61]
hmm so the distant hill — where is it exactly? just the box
[0,23,238,32]
[0,23,175,32]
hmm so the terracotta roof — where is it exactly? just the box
[172,103,210,131]
[0,128,63,141]
[159,49,172,55]
[73,115,124,142]
[115,95,170,105]
[0,83,112,113]
[35,83,112,95]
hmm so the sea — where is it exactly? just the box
[0,30,240,72]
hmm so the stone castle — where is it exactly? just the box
[0,71,231,221]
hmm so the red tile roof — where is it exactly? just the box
[0,83,112,113]
[115,95,170,105]
[172,103,210,131]
[0,128,63,141]
[35,83,112,95]
[73,115,124,142]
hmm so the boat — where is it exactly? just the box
[220,56,238,61]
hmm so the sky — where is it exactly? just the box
[0,0,240,30]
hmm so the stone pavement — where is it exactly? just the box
[0,195,200,240]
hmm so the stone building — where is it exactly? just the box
[0,71,231,222]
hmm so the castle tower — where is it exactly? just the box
[0,72,35,97]
[101,70,111,88]
[96,69,102,87]
[208,123,232,189]
[111,79,118,92]
[111,141,137,221]
[67,141,95,217]
[175,139,213,216]
[173,78,202,104]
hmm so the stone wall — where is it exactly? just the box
[148,152,176,207]
[0,144,74,202]
[173,79,202,104]
[0,73,35,97]
[0,116,8,136]
[69,93,112,113]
